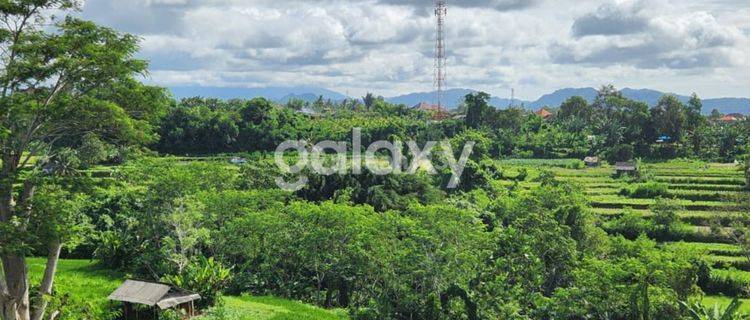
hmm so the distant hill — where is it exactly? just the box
[385,88,475,108]
[527,87,750,114]
[170,86,348,103]
[530,88,597,109]
[385,88,530,110]
[389,87,749,115]
[169,86,749,115]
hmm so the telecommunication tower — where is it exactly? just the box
[434,0,447,108]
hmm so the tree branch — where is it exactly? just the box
[1,4,40,99]
[18,179,36,225]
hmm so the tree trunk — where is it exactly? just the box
[31,240,62,320]
[1,160,30,320]
[1,254,30,320]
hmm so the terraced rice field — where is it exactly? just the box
[498,159,750,304]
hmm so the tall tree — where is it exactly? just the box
[362,93,376,111]
[0,2,168,319]
[464,92,493,129]
[651,95,687,141]
[685,93,707,154]
[559,96,592,122]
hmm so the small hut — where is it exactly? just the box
[109,280,201,320]
[584,156,600,167]
[614,162,638,176]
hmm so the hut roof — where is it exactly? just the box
[157,293,203,309]
[109,280,201,310]
[614,162,637,171]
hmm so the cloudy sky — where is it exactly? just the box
[79,0,750,100]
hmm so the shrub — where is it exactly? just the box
[702,269,750,297]
[652,197,681,231]
[163,257,232,308]
[515,168,528,181]
[606,209,650,239]
[606,144,634,163]
[535,170,558,186]
[619,182,670,198]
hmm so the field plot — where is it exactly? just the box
[497,159,750,304]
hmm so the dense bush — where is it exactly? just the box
[163,257,233,308]
[620,182,670,198]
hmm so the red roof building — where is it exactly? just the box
[413,102,451,121]
[720,115,739,122]
[536,108,553,120]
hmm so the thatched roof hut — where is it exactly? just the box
[614,162,637,176]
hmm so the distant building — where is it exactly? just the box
[656,135,672,144]
[412,102,451,121]
[296,107,321,118]
[536,108,553,120]
[719,114,745,122]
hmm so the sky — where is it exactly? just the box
[78,0,750,100]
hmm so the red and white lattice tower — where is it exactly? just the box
[434,0,447,109]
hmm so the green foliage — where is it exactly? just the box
[621,182,670,199]
[298,168,444,211]
[163,257,232,308]
[652,197,683,232]
[464,92,493,129]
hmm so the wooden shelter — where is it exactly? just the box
[108,280,201,320]
[584,156,599,167]
[614,162,638,176]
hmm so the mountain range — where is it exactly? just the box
[169,86,750,115]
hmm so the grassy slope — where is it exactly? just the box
[703,296,750,313]
[206,296,348,320]
[28,258,123,318]
[29,258,347,320]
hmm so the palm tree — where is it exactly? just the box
[362,92,376,111]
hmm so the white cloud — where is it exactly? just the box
[82,0,750,99]
[554,1,749,70]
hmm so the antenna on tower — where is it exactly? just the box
[510,88,515,108]
[434,0,447,109]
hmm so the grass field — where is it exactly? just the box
[28,258,123,319]
[200,296,348,320]
[702,296,750,313]
[29,259,348,320]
